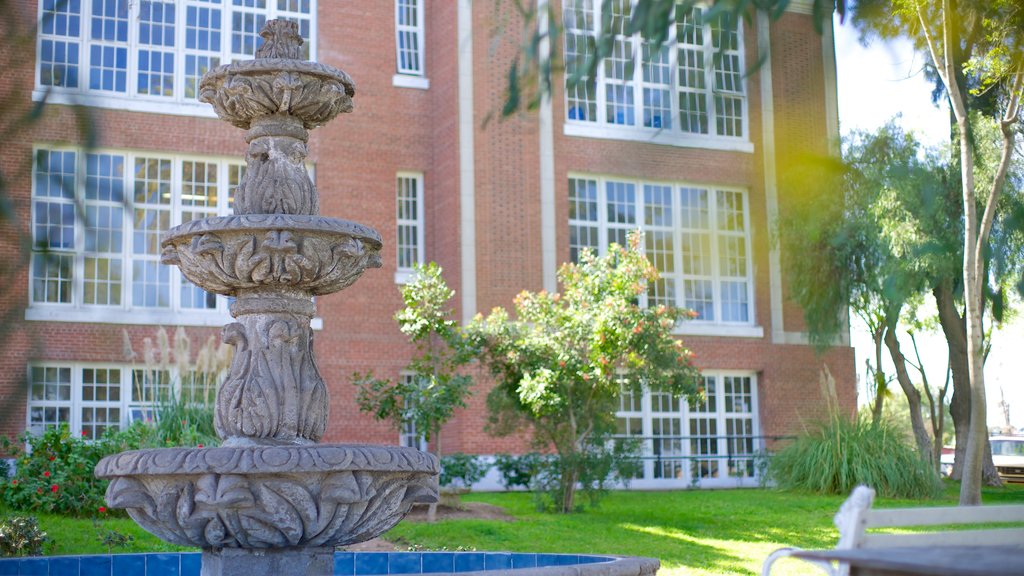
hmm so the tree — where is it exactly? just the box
[468,232,700,512]
[353,263,475,459]
[515,0,1022,505]
[852,0,1023,505]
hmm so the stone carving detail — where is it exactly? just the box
[235,136,318,215]
[105,471,436,548]
[95,445,441,477]
[216,314,327,444]
[162,223,382,296]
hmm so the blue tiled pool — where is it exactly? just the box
[0,551,627,576]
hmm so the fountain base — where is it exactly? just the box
[202,546,334,576]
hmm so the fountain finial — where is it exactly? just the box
[255,19,304,59]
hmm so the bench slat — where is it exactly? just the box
[864,505,1024,528]
[861,528,1024,549]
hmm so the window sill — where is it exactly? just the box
[26,306,231,327]
[394,269,416,285]
[32,89,218,119]
[392,75,430,90]
[563,122,754,153]
[674,323,764,338]
[26,306,325,331]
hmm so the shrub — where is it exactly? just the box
[0,516,49,557]
[0,426,122,516]
[439,453,488,489]
[768,413,942,499]
[529,437,641,512]
[493,452,547,490]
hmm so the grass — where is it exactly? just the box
[11,481,1024,576]
[385,481,1024,576]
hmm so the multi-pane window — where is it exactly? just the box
[398,373,428,451]
[395,0,425,76]
[396,173,425,278]
[27,364,223,439]
[563,0,747,141]
[613,373,759,486]
[30,147,244,319]
[37,0,315,106]
[569,176,753,324]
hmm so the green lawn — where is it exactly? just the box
[385,482,1024,576]
[15,481,1024,576]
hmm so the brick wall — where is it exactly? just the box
[0,0,855,456]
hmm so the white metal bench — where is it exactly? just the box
[761,485,1024,576]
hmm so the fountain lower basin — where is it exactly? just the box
[95,445,438,549]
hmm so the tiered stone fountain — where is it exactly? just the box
[95,20,439,576]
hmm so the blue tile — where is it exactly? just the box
[484,553,512,570]
[354,552,388,575]
[536,554,562,567]
[16,558,47,576]
[511,554,537,569]
[420,553,453,574]
[179,554,201,576]
[0,560,16,575]
[49,557,79,576]
[555,554,579,566]
[333,552,354,576]
[147,554,179,576]
[578,555,608,565]
[80,556,112,576]
[112,554,146,576]
[387,553,420,574]
[453,553,484,573]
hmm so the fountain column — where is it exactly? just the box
[95,20,439,576]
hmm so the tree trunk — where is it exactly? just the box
[883,326,934,463]
[870,325,886,425]
[933,282,1000,484]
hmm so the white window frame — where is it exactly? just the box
[614,371,761,489]
[27,145,245,327]
[561,0,752,152]
[34,0,317,117]
[398,373,429,451]
[393,0,429,89]
[25,362,222,440]
[394,172,425,284]
[568,173,761,337]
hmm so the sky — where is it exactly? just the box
[832,16,1024,431]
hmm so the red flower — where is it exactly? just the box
[48,456,55,461]
[50,484,58,493]
[36,488,42,495]
[81,430,88,437]
[98,506,107,513]
[43,471,50,478]
[197,444,204,448]
[10,480,17,486]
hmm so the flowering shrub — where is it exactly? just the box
[0,425,126,516]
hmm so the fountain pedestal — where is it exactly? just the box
[95,20,438,576]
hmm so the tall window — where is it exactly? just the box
[395,173,424,282]
[37,0,315,109]
[28,364,222,439]
[614,373,760,486]
[30,147,244,323]
[398,374,428,451]
[563,0,747,144]
[569,176,753,325]
[395,0,425,76]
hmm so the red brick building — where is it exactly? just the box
[0,0,855,489]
